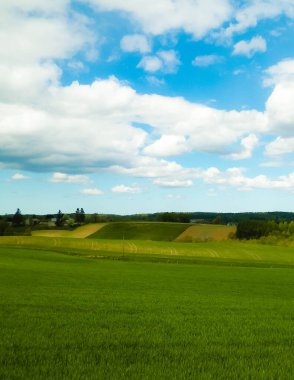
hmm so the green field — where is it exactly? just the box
[1,235,294,266]
[88,222,191,241]
[0,243,293,379]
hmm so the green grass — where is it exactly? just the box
[1,236,294,266]
[0,246,293,379]
[88,222,191,241]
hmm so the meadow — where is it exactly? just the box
[1,224,294,379]
[0,244,293,379]
[1,235,294,266]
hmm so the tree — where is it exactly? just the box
[75,208,80,223]
[80,208,85,223]
[56,210,63,227]
[12,208,24,227]
[75,208,85,223]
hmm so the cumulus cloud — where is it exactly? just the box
[50,173,91,184]
[120,34,151,53]
[80,188,104,195]
[153,178,193,187]
[232,36,267,57]
[137,56,163,72]
[137,50,180,73]
[2,0,294,195]
[112,185,141,193]
[192,55,224,67]
[266,82,294,136]
[10,173,31,181]
[144,135,188,157]
[1,71,269,173]
[226,134,259,160]
[265,137,294,156]
[85,0,232,38]
[196,167,294,191]
[264,59,294,86]
[222,0,294,37]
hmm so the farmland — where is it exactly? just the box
[88,221,191,241]
[1,222,294,379]
[0,242,293,379]
[31,223,106,238]
[175,224,236,242]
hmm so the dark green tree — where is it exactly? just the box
[56,210,63,227]
[12,208,24,227]
[80,208,85,223]
[75,208,80,223]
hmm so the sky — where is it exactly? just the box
[1,0,294,215]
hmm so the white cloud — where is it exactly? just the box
[67,61,85,71]
[80,188,104,196]
[85,0,232,38]
[157,50,180,73]
[120,34,151,53]
[50,173,91,184]
[10,173,31,181]
[0,1,96,105]
[226,134,259,160]
[196,167,294,191]
[110,157,198,187]
[146,76,165,86]
[153,179,193,187]
[265,137,294,156]
[144,135,188,157]
[0,3,95,66]
[265,79,294,137]
[137,50,180,73]
[192,55,224,67]
[264,59,294,86]
[112,185,141,193]
[137,56,163,72]
[0,76,267,172]
[232,36,267,58]
[221,0,294,38]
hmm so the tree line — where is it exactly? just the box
[236,219,294,240]
[0,207,87,236]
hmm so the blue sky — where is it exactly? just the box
[1,0,294,215]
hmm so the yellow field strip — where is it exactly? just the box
[175,224,236,242]
[31,223,106,239]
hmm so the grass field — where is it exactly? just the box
[176,224,236,242]
[88,222,191,241]
[0,245,293,379]
[31,223,106,238]
[1,235,294,266]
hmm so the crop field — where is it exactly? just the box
[1,235,294,266]
[31,223,106,238]
[88,222,191,241]
[0,244,293,379]
[176,224,236,242]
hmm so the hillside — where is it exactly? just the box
[88,222,191,241]
[176,224,236,242]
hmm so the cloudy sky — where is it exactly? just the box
[1,0,294,214]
